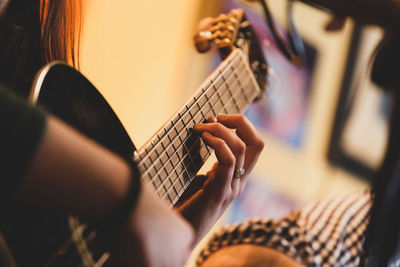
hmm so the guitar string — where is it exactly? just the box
[157,71,255,204]
[161,77,254,204]
[143,58,256,204]
[153,67,255,204]
[141,61,249,193]
[136,51,243,179]
[138,52,244,176]
[159,75,253,203]
[147,74,252,203]
[138,52,258,203]
[136,50,242,168]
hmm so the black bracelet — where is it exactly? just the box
[95,160,141,232]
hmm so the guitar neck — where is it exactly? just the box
[134,49,261,206]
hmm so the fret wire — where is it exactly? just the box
[234,66,254,111]
[174,81,225,135]
[153,175,162,192]
[188,109,194,123]
[228,75,253,111]
[223,66,240,113]
[182,111,191,125]
[159,140,166,163]
[205,65,248,114]
[197,99,206,118]
[137,164,146,176]
[163,158,207,202]
[158,185,166,198]
[217,73,237,113]
[176,169,184,186]
[215,63,249,113]
[216,86,228,114]
[222,70,250,109]
[160,77,252,201]
[157,142,170,187]
[159,168,183,199]
[187,97,195,110]
[193,57,239,114]
[139,56,248,183]
[144,65,248,187]
[159,75,253,201]
[205,61,246,111]
[198,56,239,116]
[168,126,178,141]
[170,182,181,204]
[178,76,253,159]
[216,69,228,114]
[172,137,186,188]
[164,174,184,205]
[157,136,211,195]
[161,142,212,201]
[232,77,253,112]
[170,75,252,163]
[212,72,224,89]
[137,50,242,163]
[203,91,213,117]
[166,192,173,203]
[153,144,189,193]
[233,66,251,105]
[191,102,200,118]
[167,184,178,203]
[140,51,258,199]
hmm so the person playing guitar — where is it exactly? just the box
[0,0,264,266]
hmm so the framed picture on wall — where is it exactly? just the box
[222,0,317,149]
[328,24,387,180]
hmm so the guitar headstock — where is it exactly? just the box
[194,9,268,100]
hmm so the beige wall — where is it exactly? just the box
[80,0,219,148]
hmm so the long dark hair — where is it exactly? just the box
[0,0,81,97]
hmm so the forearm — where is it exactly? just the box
[14,116,133,220]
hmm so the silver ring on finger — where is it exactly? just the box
[233,167,245,179]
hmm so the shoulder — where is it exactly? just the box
[197,191,372,267]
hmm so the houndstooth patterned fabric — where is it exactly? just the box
[197,192,372,267]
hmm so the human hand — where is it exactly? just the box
[176,114,264,243]
[109,182,194,267]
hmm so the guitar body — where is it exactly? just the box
[2,63,136,267]
[31,62,137,159]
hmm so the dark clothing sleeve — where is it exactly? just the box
[0,84,47,201]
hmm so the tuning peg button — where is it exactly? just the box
[194,31,212,53]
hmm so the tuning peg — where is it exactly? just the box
[194,9,244,53]
[194,31,213,53]
[194,17,215,53]
[217,13,228,21]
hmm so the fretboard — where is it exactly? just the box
[134,49,261,206]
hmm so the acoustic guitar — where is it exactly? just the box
[2,9,268,266]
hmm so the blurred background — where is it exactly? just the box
[79,0,386,264]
